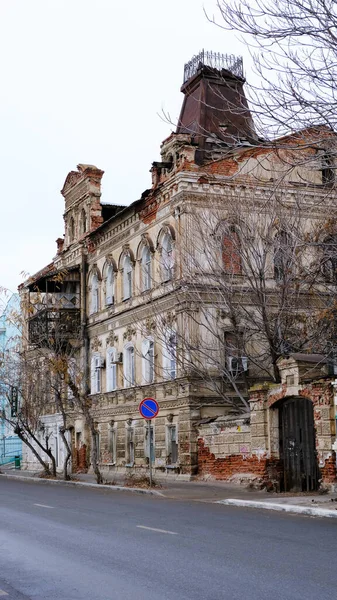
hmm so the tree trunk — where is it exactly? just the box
[90,427,103,485]
[15,430,52,476]
[59,427,71,481]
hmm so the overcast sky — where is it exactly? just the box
[0,0,247,299]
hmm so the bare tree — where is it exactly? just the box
[210,0,337,143]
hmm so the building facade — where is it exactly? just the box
[21,51,337,489]
[0,294,22,466]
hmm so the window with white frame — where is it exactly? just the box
[162,329,177,380]
[162,233,174,282]
[105,265,114,305]
[106,347,117,391]
[142,246,152,291]
[123,255,132,299]
[91,274,99,314]
[142,338,154,384]
[123,344,135,387]
[90,354,102,394]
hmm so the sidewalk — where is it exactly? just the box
[2,467,337,517]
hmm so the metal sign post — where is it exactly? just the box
[148,419,152,488]
[139,398,159,489]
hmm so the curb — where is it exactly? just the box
[217,498,337,518]
[0,473,164,496]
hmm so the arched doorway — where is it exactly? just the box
[278,397,319,492]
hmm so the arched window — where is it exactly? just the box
[142,338,154,384]
[106,347,117,391]
[90,354,102,394]
[222,225,242,275]
[69,216,75,243]
[322,235,337,283]
[123,344,135,387]
[162,234,174,282]
[162,329,176,380]
[142,246,152,291]
[80,209,87,235]
[91,274,99,314]
[105,265,114,305]
[123,255,132,300]
[274,231,292,282]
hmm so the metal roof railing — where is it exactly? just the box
[183,50,243,83]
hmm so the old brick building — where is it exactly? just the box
[21,51,337,489]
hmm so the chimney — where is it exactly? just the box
[177,50,257,163]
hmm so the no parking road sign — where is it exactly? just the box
[139,397,159,420]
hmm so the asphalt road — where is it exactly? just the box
[0,479,336,600]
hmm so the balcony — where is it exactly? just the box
[26,267,81,349]
[28,306,80,348]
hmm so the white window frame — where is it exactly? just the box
[123,343,135,388]
[162,234,174,282]
[123,255,132,300]
[162,329,177,380]
[142,338,155,384]
[142,246,152,291]
[91,354,102,394]
[91,274,99,314]
[105,265,114,306]
[106,347,117,392]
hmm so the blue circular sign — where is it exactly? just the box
[139,397,159,420]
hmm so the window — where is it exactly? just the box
[106,347,117,391]
[163,329,177,380]
[94,430,100,461]
[109,424,117,463]
[222,225,242,274]
[142,338,154,384]
[105,265,114,305]
[274,231,292,282]
[91,274,99,314]
[322,235,337,283]
[123,344,135,387]
[145,423,155,463]
[322,153,335,185]
[224,332,248,377]
[126,426,134,465]
[162,234,174,281]
[91,355,102,394]
[142,246,152,291]
[80,209,87,234]
[167,425,178,464]
[69,216,75,243]
[123,255,132,299]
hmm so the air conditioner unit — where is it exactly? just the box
[227,356,248,376]
[112,352,123,364]
[99,357,105,368]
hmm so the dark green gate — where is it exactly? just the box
[279,397,319,492]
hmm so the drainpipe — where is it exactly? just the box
[80,251,89,394]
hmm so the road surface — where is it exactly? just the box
[0,478,336,599]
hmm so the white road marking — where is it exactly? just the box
[34,503,54,509]
[137,525,178,535]
[0,591,9,596]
